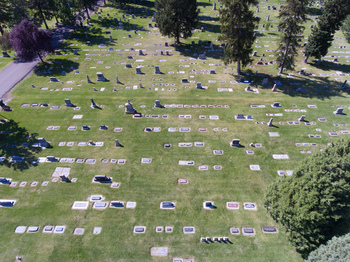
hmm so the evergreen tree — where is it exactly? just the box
[306,233,350,262]
[218,0,259,75]
[264,138,350,257]
[342,15,350,44]
[276,0,307,74]
[155,0,198,44]
[10,19,54,63]
[304,0,350,63]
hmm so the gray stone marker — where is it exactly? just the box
[334,108,344,115]
[139,49,144,55]
[150,247,168,257]
[245,84,252,92]
[196,82,202,89]
[109,35,113,42]
[96,72,107,81]
[252,51,257,56]
[116,75,120,84]
[213,2,216,10]
[155,66,161,74]
[125,100,136,114]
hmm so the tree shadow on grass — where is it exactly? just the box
[34,58,80,76]
[309,60,350,74]
[228,70,350,100]
[173,42,224,60]
[0,118,43,171]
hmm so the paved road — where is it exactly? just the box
[0,0,104,100]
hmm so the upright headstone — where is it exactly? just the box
[38,138,50,148]
[125,100,136,114]
[96,72,107,81]
[261,78,268,87]
[65,99,74,107]
[116,75,120,84]
[109,35,113,42]
[196,82,202,89]
[213,2,216,10]
[245,84,252,92]
[90,98,98,108]
[115,139,122,147]
[267,15,270,21]
[334,108,344,115]
[272,84,276,92]
[268,118,273,127]
[340,80,347,89]
[298,115,306,121]
[154,66,161,74]
[252,51,257,56]
[139,49,144,55]
[87,74,91,83]
[136,67,142,74]
[154,100,162,108]
[2,51,10,57]
[230,139,241,147]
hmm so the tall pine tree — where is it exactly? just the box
[276,0,307,74]
[155,0,198,44]
[218,0,259,75]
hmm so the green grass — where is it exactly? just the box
[0,0,349,261]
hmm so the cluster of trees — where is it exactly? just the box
[264,138,350,257]
[155,0,349,74]
[304,0,350,63]
[0,0,99,35]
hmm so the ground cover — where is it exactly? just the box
[0,0,349,261]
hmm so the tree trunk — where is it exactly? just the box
[0,25,4,36]
[38,4,49,30]
[279,41,290,75]
[85,6,90,19]
[54,14,59,24]
[303,55,309,63]
[236,59,241,75]
[37,52,44,63]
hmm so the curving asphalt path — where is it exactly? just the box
[0,0,104,100]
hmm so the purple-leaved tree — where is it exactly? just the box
[10,19,54,62]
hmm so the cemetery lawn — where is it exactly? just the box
[0,0,349,261]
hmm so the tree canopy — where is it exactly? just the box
[218,0,259,75]
[342,15,350,44]
[306,233,350,262]
[264,138,350,257]
[155,0,198,44]
[10,19,54,62]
